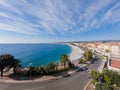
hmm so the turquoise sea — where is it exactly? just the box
[0,44,72,67]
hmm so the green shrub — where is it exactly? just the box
[103,70,120,87]
[57,67,70,72]
[95,83,113,90]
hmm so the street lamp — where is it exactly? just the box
[28,63,32,80]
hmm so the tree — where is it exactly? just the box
[79,58,86,64]
[91,70,100,84]
[83,50,93,61]
[0,54,14,76]
[11,59,21,75]
[97,74,104,83]
[47,62,55,73]
[60,54,69,68]
[105,49,110,53]
[95,83,113,90]
[104,74,111,85]
[67,59,73,69]
[39,66,46,75]
[103,70,120,87]
[83,52,87,59]
[55,62,59,71]
[0,54,22,76]
[88,50,93,60]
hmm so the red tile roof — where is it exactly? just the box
[110,42,119,46]
[110,60,120,69]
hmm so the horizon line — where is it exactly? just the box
[0,39,120,44]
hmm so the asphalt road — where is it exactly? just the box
[0,55,102,90]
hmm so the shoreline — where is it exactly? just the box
[67,43,84,61]
[0,43,84,83]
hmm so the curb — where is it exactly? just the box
[0,67,81,83]
[84,79,91,90]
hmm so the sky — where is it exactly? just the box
[0,0,120,43]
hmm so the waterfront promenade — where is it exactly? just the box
[0,54,102,90]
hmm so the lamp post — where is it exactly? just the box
[28,63,32,80]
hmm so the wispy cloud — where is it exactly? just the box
[100,1,120,25]
[0,0,120,36]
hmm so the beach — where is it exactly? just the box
[68,44,84,61]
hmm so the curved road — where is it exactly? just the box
[0,55,102,90]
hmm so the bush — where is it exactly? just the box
[103,70,120,87]
[27,65,71,76]
[57,67,70,72]
[91,70,100,82]
[104,74,111,85]
[95,83,113,90]
[112,86,120,90]
[90,70,120,89]
[83,50,93,61]
[79,58,86,64]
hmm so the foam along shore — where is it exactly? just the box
[68,44,84,61]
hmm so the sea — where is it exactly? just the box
[0,44,72,67]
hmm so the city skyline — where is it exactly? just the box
[0,0,120,43]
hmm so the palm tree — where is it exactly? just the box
[12,59,21,75]
[67,59,73,69]
[39,66,46,75]
[60,54,69,68]
[83,50,93,61]
[55,62,59,71]
[47,62,55,73]
[39,65,49,75]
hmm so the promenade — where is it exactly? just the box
[0,54,102,90]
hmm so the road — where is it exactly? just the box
[0,55,102,90]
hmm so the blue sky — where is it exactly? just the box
[0,0,120,43]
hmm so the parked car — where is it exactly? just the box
[62,74,70,77]
[83,67,88,71]
[51,78,58,80]
[91,60,94,64]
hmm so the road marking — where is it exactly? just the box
[22,87,45,90]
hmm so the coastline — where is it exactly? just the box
[67,43,84,61]
[0,43,85,83]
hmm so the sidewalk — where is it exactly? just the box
[0,66,80,83]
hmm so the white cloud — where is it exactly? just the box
[101,1,120,25]
[0,23,40,35]
[0,0,120,36]
[0,0,23,15]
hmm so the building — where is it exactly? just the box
[110,42,120,56]
[108,56,120,72]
